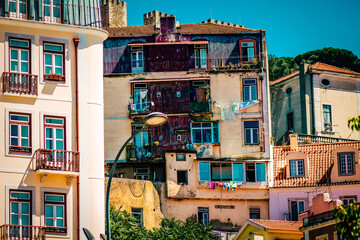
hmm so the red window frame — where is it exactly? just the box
[239,39,257,63]
[9,189,32,226]
[43,41,65,82]
[43,115,66,150]
[44,192,67,234]
[9,37,31,74]
[9,112,32,153]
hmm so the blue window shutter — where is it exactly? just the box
[256,163,266,182]
[233,163,244,181]
[199,162,210,181]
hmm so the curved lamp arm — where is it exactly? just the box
[105,125,146,240]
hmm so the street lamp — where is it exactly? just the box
[105,112,167,240]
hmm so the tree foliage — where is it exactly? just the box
[333,202,360,239]
[109,206,220,240]
[348,116,360,131]
[269,48,360,81]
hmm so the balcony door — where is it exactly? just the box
[133,88,148,112]
[133,126,149,158]
[44,117,65,168]
[9,38,30,84]
[9,190,31,237]
[43,0,61,23]
[131,51,144,73]
[195,49,207,69]
[9,0,27,19]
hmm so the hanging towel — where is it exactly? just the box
[236,182,242,188]
[216,182,223,187]
[223,182,230,191]
[208,182,215,189]
[232,100,259,111]
[230,181,237,190]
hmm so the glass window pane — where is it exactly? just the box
[10,49,18,60]
[11,138,19,146]
[11,61,18,72]
[202,123,211,128]
[252,129,259,144]
[298,201,305,212]
[55,67,63,75]
[203,128,212,143]
[56,129,63,139]
[10,39,29,48]
[46,205,54,217]
[56,140,64,150]
[199,162,210,181]
[10,192,30,200]
[56,206,64,217]
[57,219,64,227]
[192,123,201,128]
[21,62,29,73]
[11,125,18,137]
[21,125,29,137]
[45,54,52,65]
[192,129,202,143]
[55,55,62,67]
[256,163,266,182]
[21,139,29,147]
[46,128,53,138]
[45,194,64,202]
[44,44,63,52]
[250,86,257,100]
[222,163,232,180]
[45,66,52,74]
[10,2,16,13]
[21,50,28,61]
[245,129,251,144]
[45,118,64,125]
[11,202,19,213]
[244,86,250,101]
[46,218,54,226]
[11,214,19,225]
[233,163,244,181]
[46,140,53,149]
[11,115,29,121]
[21,215,29,225]
[44,6,50,17]
[54,7,60,18]
[244,121,259,128]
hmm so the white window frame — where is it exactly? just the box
[9,191,31,225]
[131,51,144,73]
[9,113,31,151]
[241,41,255,62]
[195,49,207,69]
[339,153,354,175]
[9,0,27,19]
[289,159,305,177]
[191,122,219,144]
[42,0,61,23]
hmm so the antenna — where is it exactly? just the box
[210,8,212,19]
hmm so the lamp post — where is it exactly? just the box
[105,112,168,240]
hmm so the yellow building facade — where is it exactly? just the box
[0,1,107,239]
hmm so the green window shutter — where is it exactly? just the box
[232,163,244,181]
[256,163,266,182]
[199,162,210,181]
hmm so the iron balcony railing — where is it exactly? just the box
[0,224,46,240]
[190,100,211,113]
[126,145,164,160]
[302,210,335,227]
[104,56,262,74]
[2,72,38,96]
[35,148,79,172]
[1,0,102,28]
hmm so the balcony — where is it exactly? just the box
[126,145,164,161]
[0,224,46,240]
[1,0,102,29]
[302,210,335,228]
[34,149,79,174]
[190,101,211,113]
[2,72,38,96]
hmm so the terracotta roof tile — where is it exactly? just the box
[250,219,302,231]
[105,23,261,38]
[270,71,299,86]
[310,62,360,76]
[273,141,360,188]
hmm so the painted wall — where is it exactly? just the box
[108,178,163,230]
[269,185,360,220]
[0,17,107,239]
[235,224,302,240]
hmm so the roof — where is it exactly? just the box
[273,141,360,188]
[249,219,302,232]
[105,23,261,38]
[270,62,360,86]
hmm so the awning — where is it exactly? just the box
[128,41,208,46]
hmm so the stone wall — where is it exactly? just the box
[101,0,127,27]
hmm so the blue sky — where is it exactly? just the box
[126,0,360,58]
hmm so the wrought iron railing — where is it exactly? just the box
[190,101,211,113]
[303,210,335,227]
[2,72,38,96]
[126,145,163,160]
[1,0,102,28]
[0,224,46,240]
[34,148,79,172]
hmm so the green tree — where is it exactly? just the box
[268,55,299,81]
[109,206,220,240]
[333,202,360,239]
[348,116,360,131]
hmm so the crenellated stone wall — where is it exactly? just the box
[101,0,127,27]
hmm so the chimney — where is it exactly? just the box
[222,21,227,25]
[207,19,214,23]
[215,20,221,24]
[160,16,176,35]
[234,24,240,27]
[289,134,298,150]
[228,23,233,26]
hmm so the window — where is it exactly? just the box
[131,50,144,73]
[176,153,186,161]
[191,122,219,144]
[44,116,65,150]
[177,170,188,185]
[9,0,27,19]
[44,193,66,233]
[9,38,30,74]
[289,160,304,177]
[133,126,149,158]
[198,162,265,182]
[133,88,149,112]
[321,79,331,87]
[9,113,31,153]
[240,40,255,62]
[285,87,293,95]
[10,190,31,226]
[290,200,305,221]
[244,121,259,145]
[338,153,354,175]
[131,208,143,228]
[316,234,329,240]
[198,208,209,226]
[287,112,294,131]
[243,79,257,101]
[44,42,65,81]
[43,0,61,23]
[249,209,260,219]
[340,196,357,206]
[323,104,332,131]
[195,48,207,69]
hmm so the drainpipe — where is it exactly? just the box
[73,37,80,240]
